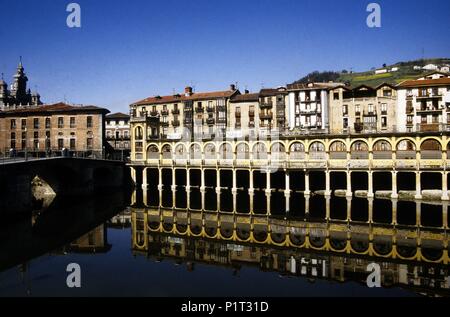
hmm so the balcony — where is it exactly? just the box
[416,107,442,114]
[217,105,226,112]
[161,109,169,116]
[195,106,204,113]
[417,123,441,132]
[172,120,180,127]
[160,121,169,127]
[206,118,215,125]
[417,93,441,99]
[206,106,214,112]
[354,122,363,133]
[172,108,180,115]
[150,110,159,117]
[260,102,273,109]
[363,111,377,117]
[260,112,273,120]
[235,112,241,118]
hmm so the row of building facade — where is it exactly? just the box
[129,72,450,144]
[0,62,131,159]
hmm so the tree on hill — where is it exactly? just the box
[293,71,341,84]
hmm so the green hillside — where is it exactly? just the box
[294,58,450,87]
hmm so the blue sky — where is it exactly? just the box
[1,0,449,112]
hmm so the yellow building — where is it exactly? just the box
[328,83,398,134]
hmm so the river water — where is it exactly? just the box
[0,187,448,297]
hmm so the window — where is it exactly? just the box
[381,103,387,113]
[87,116,93,128]
[70,117,76,128]
[355,105,361,115]
[421,116,427,123]
[383,89,392,97]
[333,92,339,100]
[45,118,51,129]
[343,118,348,129]
[343,105,348,115]
[407,115,413,124]
[381,117,387,127]
[58,117,64,128]
[21,119,27,130]
[10,119,16,129]
[46,131,50,138]
[70,139,76,150]
[10,133,16,149]
[87,138,93,150]
[33,118,39,129]
[368,104,374,113]
[34,131,39,139]
[58,138,64,150]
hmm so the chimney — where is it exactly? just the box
[230,84,236,91]
[185,86,193,96]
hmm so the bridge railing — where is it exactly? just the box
[0,148,130,164]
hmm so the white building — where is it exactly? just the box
[375,69,388,74]
[286,82,340,133]
[422,64,439,71]
[396,74,450,133]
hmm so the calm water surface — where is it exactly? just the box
[0,188,448,297]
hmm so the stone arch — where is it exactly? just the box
[189,143,202,160]
[270,142,286,160]
[329,140,347,159]
[236,142,250,160]
[174,143,187,159]
[146,144,159,160]
[204,142,216,160]
[309,141,326,160]
[253,142,268,160]
[373,139,392,159]
[421,138,442,159]
[219,142,233,159]
[289,142,305,160]
[161,144,172,160]
[350,140,369,159]
[134,126,143,140]
[396,139,416,159]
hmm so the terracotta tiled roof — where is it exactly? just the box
[230,93,259,102]
[133,89,238,106]
[398,77,450,88]
[0,102,109,115]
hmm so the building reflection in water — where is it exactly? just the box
[130,188,450,297]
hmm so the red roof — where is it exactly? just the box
[398,77,450,88]
[0,102,109,116]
